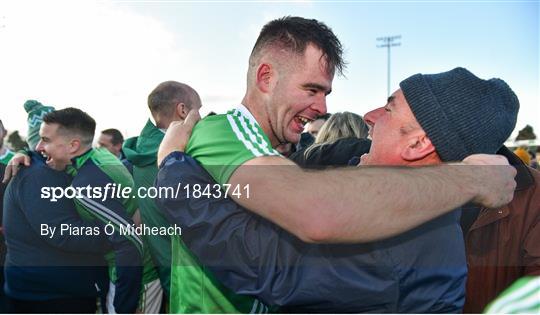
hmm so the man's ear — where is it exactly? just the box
[401,132,436,162]
[176,102,188,120]
[69,138,82,154]
[255,63,273,93]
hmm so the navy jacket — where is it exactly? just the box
[68,149,143,313]
[3,154,109,301]
[156,152,467,313]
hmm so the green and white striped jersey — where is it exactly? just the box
[484,276,540,314]
[169,105,280,313]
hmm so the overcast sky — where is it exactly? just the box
[1,0,538,141]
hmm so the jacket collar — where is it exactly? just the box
[66,148,94,176]
[469,146,535,230]
[498,146,534,191]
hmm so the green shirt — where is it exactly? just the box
[169,105,279,313]
[123,119,172,297]
[67,148,158,286]
[0,148,14,165]
[484,276,540,314]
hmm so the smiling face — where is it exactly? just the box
[35,123,76,170]
[361,89,430,166]
[264,44,334,146]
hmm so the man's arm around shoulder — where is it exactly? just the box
[228,154,516,243]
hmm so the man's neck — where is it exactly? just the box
[156,117,184,130]
[241,96,278,148]
[0,145,6,157]
[70,146,93,161]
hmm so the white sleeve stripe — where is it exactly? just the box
[249,300,259,314]
[232,109,279,156]
[80,197,143,249]
[487,277,540,312]
[226,114,264,157]
[498,291,540,313]
[488,277,540,313]
[79,196,144,249]
[82,194,133,229]
[240,110,279,155]
[232,109,273,155]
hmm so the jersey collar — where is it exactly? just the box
[236,104,260,127]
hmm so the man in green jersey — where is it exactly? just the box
[8,108,159,313]
[123,80,202,301]
[157,16,517,313]
[36,108,143,313]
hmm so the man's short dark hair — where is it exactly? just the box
[43,107,96,146]
[147,81,201,116]
[251,16,345,76]
[101,128,124,145]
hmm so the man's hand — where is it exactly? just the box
[157,109,200,166]
[2,152,31,183]
[462,153,517,208]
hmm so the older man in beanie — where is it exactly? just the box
[361,68,518,165]
[155,68,518,312]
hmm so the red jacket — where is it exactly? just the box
[463,154,540,313]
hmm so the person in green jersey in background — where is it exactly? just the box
[484,276,540,314]
[123,80,202,305]
[7,108,152,313]
[0,120,14,166]
[0,118,13,312]
[36,108,143,313]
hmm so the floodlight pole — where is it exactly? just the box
[377,35,401,96]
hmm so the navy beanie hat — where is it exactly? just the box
[399,67,519,162]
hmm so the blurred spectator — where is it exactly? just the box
[296,113,331,151]
[98,128,125,159]
[0,118,13,313]
[0,120,14,166]
[513,146,531,166]
[295,132,315,151]
[536,147,540,169]
[276,142,295,157]
[314,111,368,143]
[123,80,202,306]
[291,111,370,167]
[529,149,538,169]
[305,113,331,137]
[23,100,55,150]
